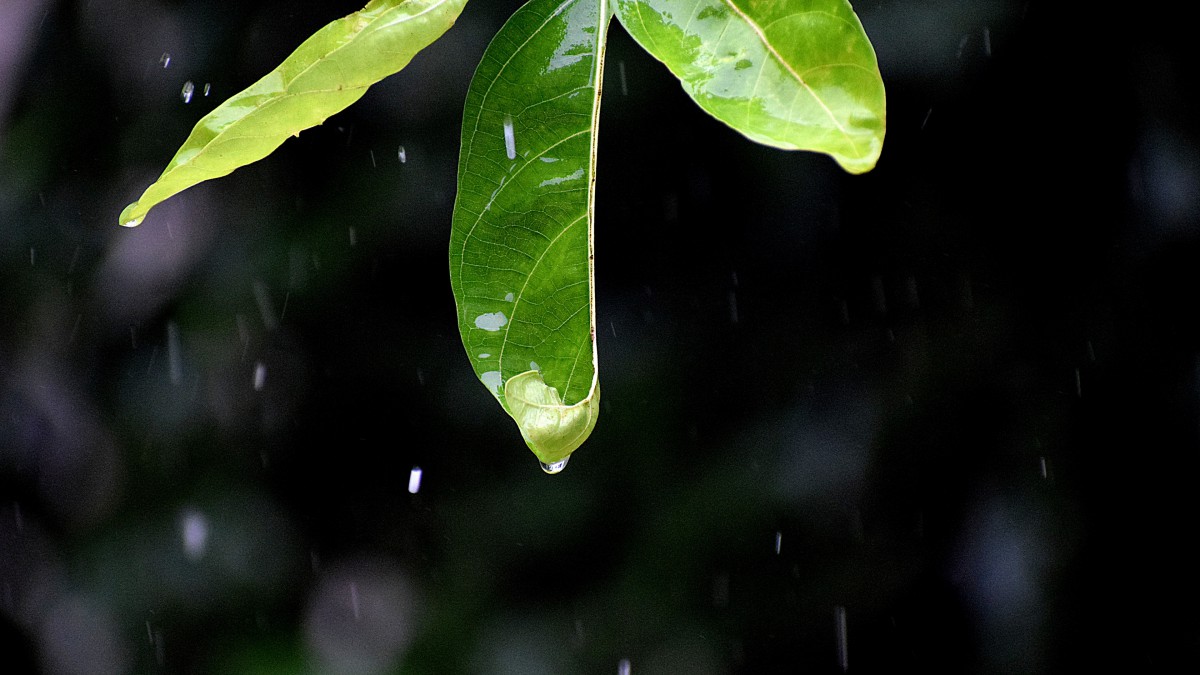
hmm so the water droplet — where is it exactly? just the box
[481,371,502,394]
[835,605,848,672]
[180,510,209,560]
[618,60,628,96]
[349,581,360,621]
[253,361,266,390]
[397,145,407,163]
[529,361,539,372]
[540,457,570,474]
[478,353,491,359]
[503,114,517,160]
[539,168,585,187]
[474,311,508,331]
[408,466,423,494]
[167,321,183,385]
[203,82,211,97]
[618,658,631,675]
[774,531,782,554]
[504,292,514,302]
[982,26,992,56]
[180,80,194,103]
[253,281,279,331]
[369,149,377,168]
[348,226,357,247]
[159,52,171,68]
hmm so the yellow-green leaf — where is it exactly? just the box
[614,0,885,173]
[118,0,468,227]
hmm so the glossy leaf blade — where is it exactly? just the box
[118,0,467,227]
[615,0,885,173]
[449,0,609,465]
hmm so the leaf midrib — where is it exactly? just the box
[719,0,860,156]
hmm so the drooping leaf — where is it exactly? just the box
[614,0,885,173]
[118,0,468,227]
[449,0,609,469]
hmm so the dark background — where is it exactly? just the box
[3,1,1198,673]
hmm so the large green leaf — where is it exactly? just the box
[118,0,468,227]
[614,0,885,173]
[449,0,609,471]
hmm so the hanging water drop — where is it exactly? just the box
[540,456,570,474]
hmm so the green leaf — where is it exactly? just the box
[118,0,468,227]
[614,0,885,173]
[449,0,609,469]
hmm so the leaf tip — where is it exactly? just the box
[503,370,600,467]
[118,202,145,228]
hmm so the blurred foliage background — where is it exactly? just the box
[2,0,1199,673]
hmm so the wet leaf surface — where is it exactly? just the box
[615,0,885,172]
[449,0,609,465]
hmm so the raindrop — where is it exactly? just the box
[159,52,171,68]
[253,281,279,331]
[181,510,209,560]
[416,368,426,385]
[503,114,517,160]
[871,275,887,315]
[1039,456,1048,479]
[397,145,407,163]
[203,82,211,97]
[728,290,739,324]
[67,245,81,275]
[1074,368,1082,397]
[408,466,423,494]
[774,531,782,554]
[253,361,266,391]
[618,659,632,675]
[167,321,183,385]
[982,26,992,56]
[349,582,360,621]
[712,573,730,607]
[540,457,570,474]
[369,149,377,168]
[617,60,628,96]
[348,226,358,247]
[29,247,35,267]
[180,80,194,103]
[921,108,933,130]
[835,605,848,672]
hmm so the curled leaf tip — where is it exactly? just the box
[504,370,600,466]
